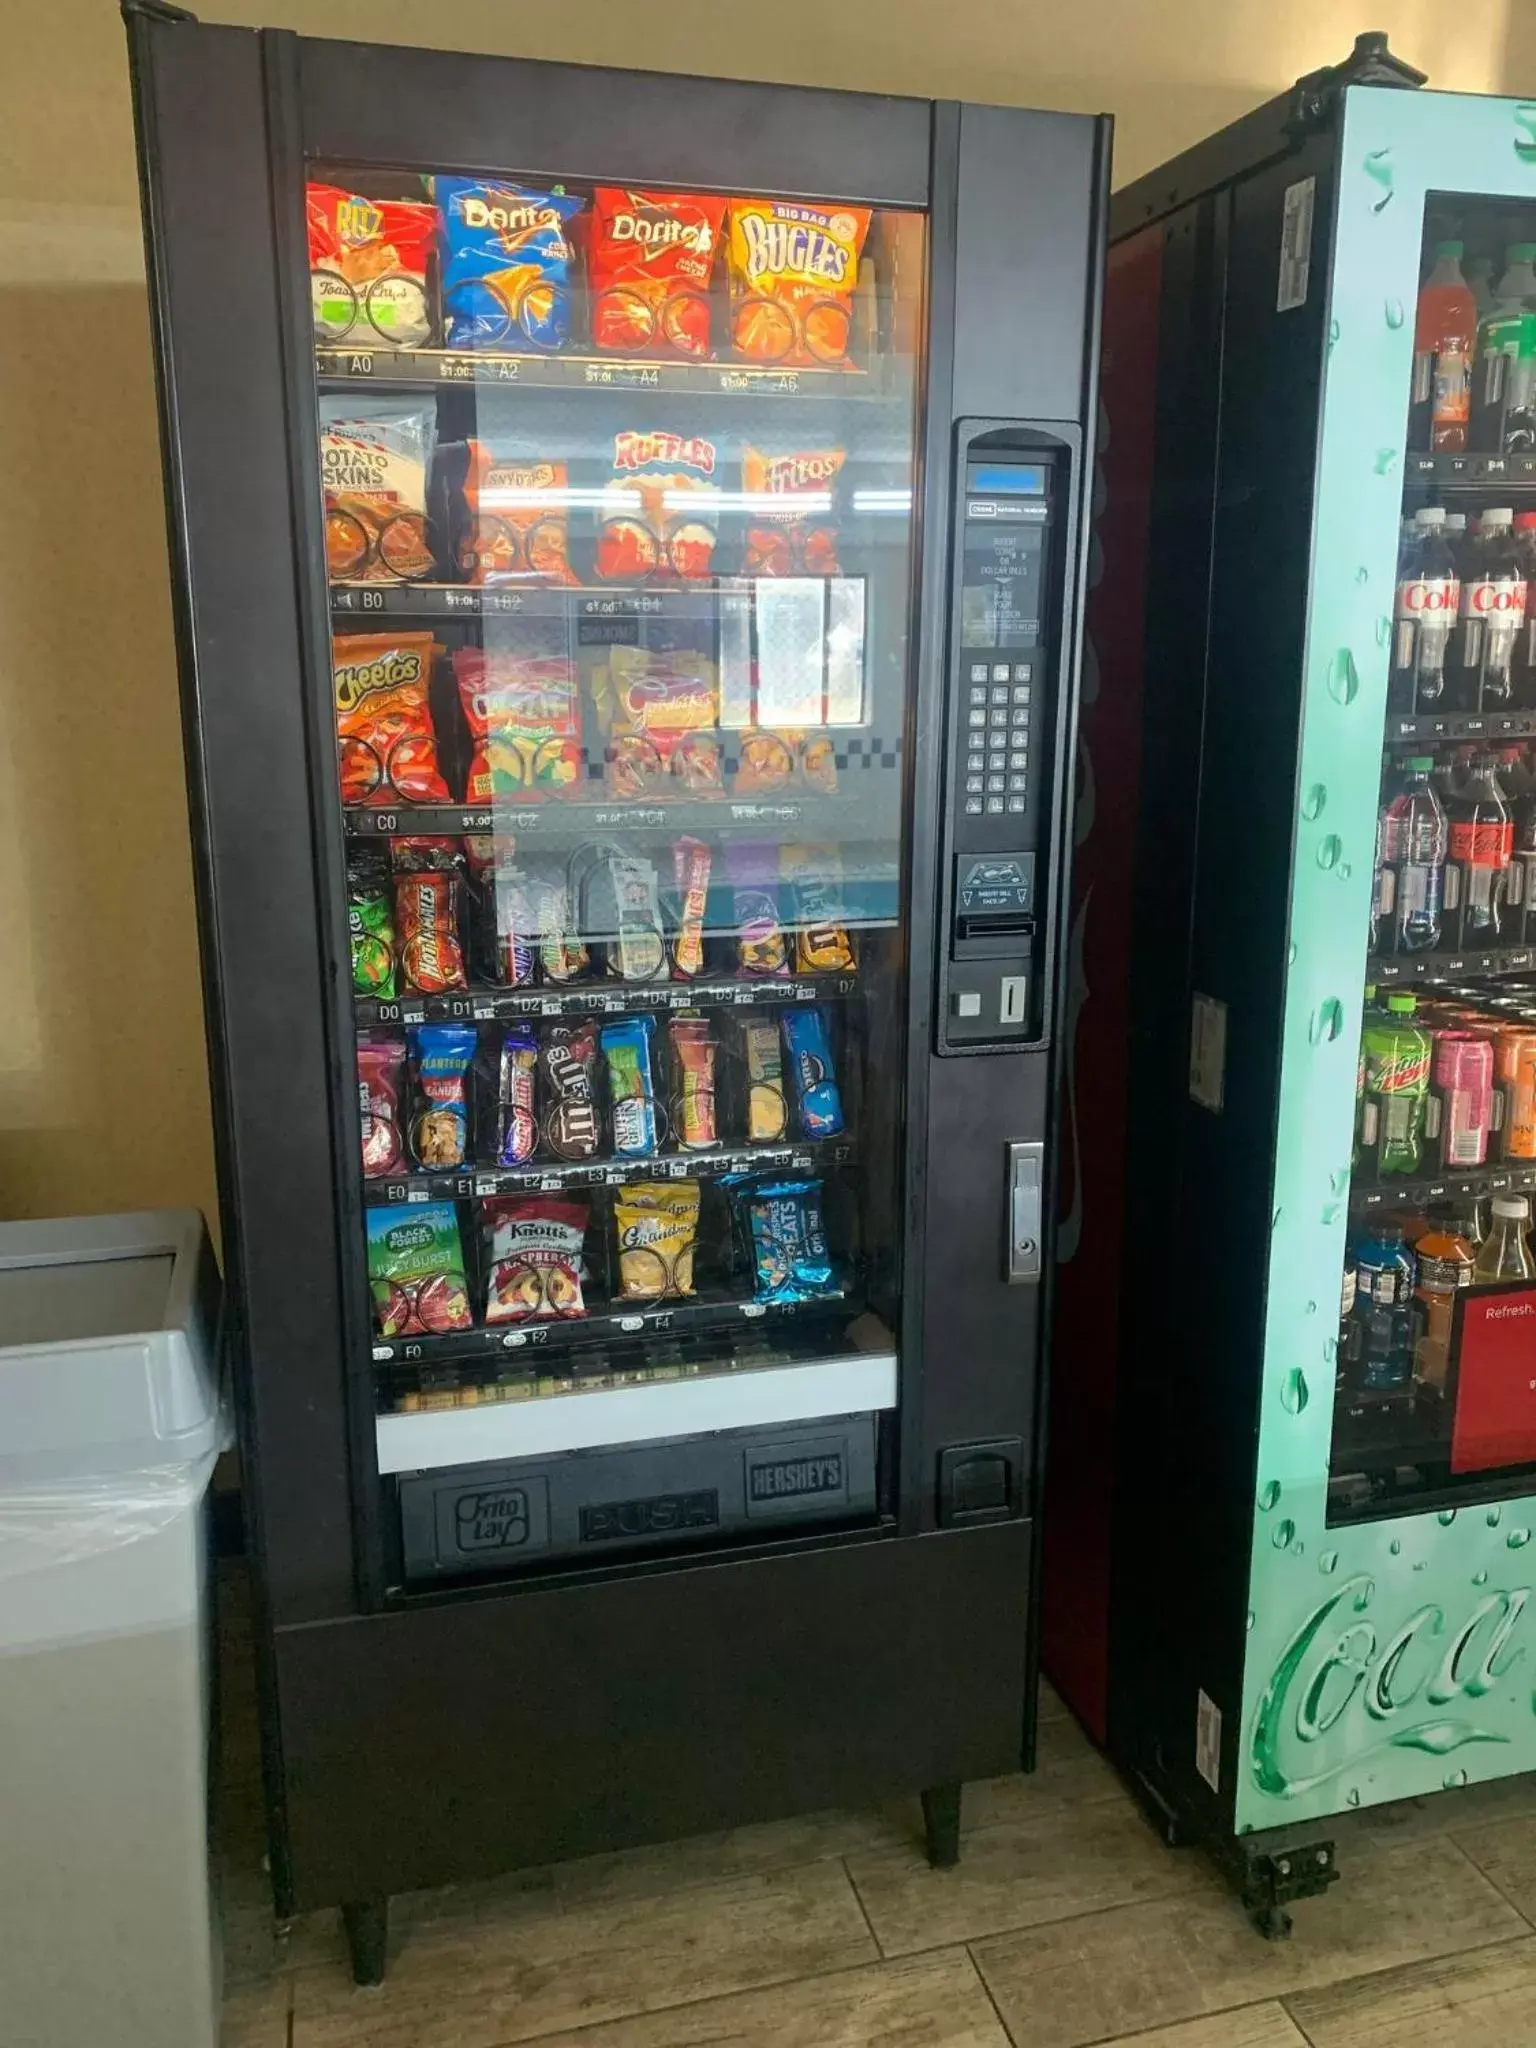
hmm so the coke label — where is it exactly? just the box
[1450,819,1515,867]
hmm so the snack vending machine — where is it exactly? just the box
[125,5,1105,1975]
[1045,35,1536,1931]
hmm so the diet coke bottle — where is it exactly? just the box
[1392,506,1460,711]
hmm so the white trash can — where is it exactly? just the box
[0,1210,226,2048]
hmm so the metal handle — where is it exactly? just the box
[1006,1140,1043,1284]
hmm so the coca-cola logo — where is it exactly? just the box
[1467,578,1529,618]
[1400,576,1459,616]
[1250,1573,1528,1801]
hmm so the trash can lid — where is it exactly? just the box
[0,1211,222,1483]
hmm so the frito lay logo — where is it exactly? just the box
[741,208,856,284]
[764,451,840,493]
[613,430,717,476]
[334,649,425,712]
[610,197,713,252]
[462,195,566,239]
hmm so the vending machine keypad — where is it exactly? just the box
[938,427,1068,1052]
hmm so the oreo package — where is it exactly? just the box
[781,1004,843,1137]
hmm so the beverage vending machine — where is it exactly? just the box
[124,3,1106,1976]
[1045,34,1536,1932]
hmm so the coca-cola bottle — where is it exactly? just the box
[1455,508,1527,709]
[1515,511,1536,707]
[1505,743,1536,943]
[1392,506,1460,712]
[1447,750,1516,946]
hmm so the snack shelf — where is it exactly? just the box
[1384,710,1536,744]
[369,1277,859,1369]
[354,971,860,1028]
[374,1339,897,1471]
[1404,451,1536,489]
[1368,945,1536,984]
[331,582,748,622]
[1351,1158,1536,1213]
[364,1136,855,1206]
[315,344,896,401]
[342,795,868,841]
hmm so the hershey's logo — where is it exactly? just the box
[748,1454,844,1501]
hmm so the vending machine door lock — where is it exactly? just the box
[1006,1140,1044,1283]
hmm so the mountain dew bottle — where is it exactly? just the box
[1360,992,1432,1177]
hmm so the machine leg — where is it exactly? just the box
[342,1895,389,1985]
[922,1783,963,1868]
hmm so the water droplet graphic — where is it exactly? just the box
[1390,1537,1402,1555]
[1490,1504,1505,1528]
[1272,1519,1296,1550]
[1444,1767,1470,1789]
[1374,448,1399,477]
[1328,648,1360,703]
[1280,1368,1309,1416]
[1305,1300,1317,1315]
[1364,147,1395,211]
[1439,1509,1457,1526]
[1331,1167,1350,1194]
[1516,105,1536,164]
[1310,999,1345,1046]
[1329,317,1341,353]
[1508,1528,1531,1550]
[1317,834,1343,870]
[1474,1568,1490,1586]
[1324,1336,1339,1363]
[1376,614,1392,650]
[1355,563,1370,585]
[1272,1205,1283,1231]
[1338,862,1352,880]
[1301,784,1327,821]
[1346,1787,1362,1807]
[1414,1559,1427,1572]
[1319,1550,1338,1575]
[1288,940,1298,966]
[1246,1608,1256,1632]
[1259,1480,1281,1511]
[1384,298,1405,330]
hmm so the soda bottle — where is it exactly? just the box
[1392,507,1459,710]
[1378,757,1446,952]
[1473,1194,1536,1281]
[1456,509,1526,707]
[1468,253,1497,322]
[1498,743,1535,934]
[1359,993,1432,1176]
[1515,513,1536,706]
[1426,1027,1495,1167]
[1496,1025,1536,1159]
[1473,246,1536,452]
[1352,1227,1417,1391]
[1412,1228,1475,1389]
[1413,240,1478,452]
[1447,750,1515,943]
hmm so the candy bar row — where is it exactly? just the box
[349,834,859,1001]
[366,1172,844,1344]
[360,1005,844,1181]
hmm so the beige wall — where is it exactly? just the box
[0,0,1527,1226]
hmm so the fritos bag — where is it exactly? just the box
[455,442,577,586]
[307,183,435,350]
[726,200,871,370]
[741,446,845,574]
[589,188,726,359]
[453,646,582,802]
[595,429,719,582]
[436,177,583,352]
[333,631,449,807]
[320,399,435,582]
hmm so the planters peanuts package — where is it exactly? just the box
[436,178,584,352]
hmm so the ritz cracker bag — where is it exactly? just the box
[727,200,871,370]
[588,188,727,359]
[307,183,436,350]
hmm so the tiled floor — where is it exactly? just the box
[218,1572,1536,2047]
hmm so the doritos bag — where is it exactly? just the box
[726,200,871,370]
[456,442,577,585]
[741,446,845,574]
[333,632,450,807]
[453,646,582,803]
[595,429,719,582]
[589,188,726,359]
[436,178,584,352]
[307,183,435,350]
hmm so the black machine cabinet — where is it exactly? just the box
[125,3,1105,1975]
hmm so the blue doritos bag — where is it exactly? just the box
[435,178,584,352]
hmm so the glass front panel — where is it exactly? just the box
[1330,190,1536,1521]
[309,166,925,1574]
